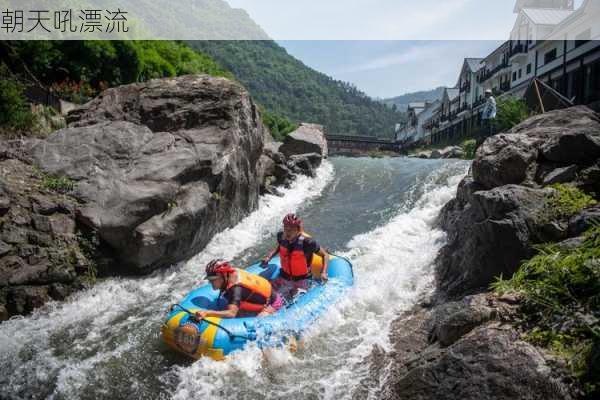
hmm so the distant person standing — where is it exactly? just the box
[481,89,497,139]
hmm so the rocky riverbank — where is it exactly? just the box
[0,75,327,321]
[410,145,465,160]
[359,106,600,399]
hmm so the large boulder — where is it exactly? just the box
[31,75,266,273]
[472,106,600,190]
[357,294,572,400]
[383,327,570,400]
[280,123,328,159]
[437,184,554,297]
[438,106,600,299]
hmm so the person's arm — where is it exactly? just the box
[196,286,242,319]
[262,233,281,265]
[317,247,330,280]
[196,304,239,319]
[262,246,279,265]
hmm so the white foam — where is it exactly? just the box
[0,161,335,399]
[170,161,470,400]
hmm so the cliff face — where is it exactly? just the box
[361,106,600,400]
[0,75,327,321]
[437,106,600,298]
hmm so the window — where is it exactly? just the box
[513,71,517,81]
[518,69,522,78]
[527,63,532,74]
[544,49,557,64]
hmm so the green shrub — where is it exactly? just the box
[460,139,477,160]
[492,225,600,398]
[261,109,298,142]
[496,96,530,133]
[0,64,37,135]
[546,184,597,220]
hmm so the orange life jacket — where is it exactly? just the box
[226,269,272,313]
[278,233,316,279]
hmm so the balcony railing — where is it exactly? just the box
[477,61,509,83]
[509,43,527,58]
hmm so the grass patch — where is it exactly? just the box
[546,184,597,220]
[492,225,600,398]
[41,175,75,193]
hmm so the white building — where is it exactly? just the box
[396,0,599,147]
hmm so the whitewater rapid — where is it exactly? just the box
[0,158,469,400]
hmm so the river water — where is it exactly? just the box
[0,157,469,400]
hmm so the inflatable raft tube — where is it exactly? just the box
[160,255,354,360]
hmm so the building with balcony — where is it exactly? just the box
[396,0,598,149]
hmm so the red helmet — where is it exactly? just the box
[283,213,302,227]
[205,259,235,280]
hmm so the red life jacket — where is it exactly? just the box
[226,269,272,313]
[279,234,311,279]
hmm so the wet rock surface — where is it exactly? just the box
[358,295,573,400]
[0,156,91,321]
[0,75,325,320]
[362,107,599,400]
[437,106,600,299]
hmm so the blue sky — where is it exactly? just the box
[225,0,585,98]
[278,41,502,98]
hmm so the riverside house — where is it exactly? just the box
[398,0,600,146]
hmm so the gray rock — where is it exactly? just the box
[29,194,61,215]
[280,123,328,158]
[568,205,600,237]
[437,185,553,297]
[432,146,464,159]
[6,285,50,316]
[429,295,496,347]
[382,327,571,400]
[557,236,584,250]
[287,153,322,178]
[0,196,9,216]
[0,240,11,257]
[542,165,579,185]
[542,132,600,165]
[438,107,600,299]
[472,133,542,189]
[32,75,266,273]
[430,149,443,159]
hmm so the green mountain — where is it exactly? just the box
[190,41,405,138]
[381,87,445,112]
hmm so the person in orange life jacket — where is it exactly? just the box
[194,259,284,320]
[261,213,330,300]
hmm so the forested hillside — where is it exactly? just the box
[382,87,445,111]
[190,41,405,138]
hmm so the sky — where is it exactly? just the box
[225,0,586,98]
[278,40,502,98]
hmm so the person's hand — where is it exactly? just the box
[261,257,270,266]
[321,270,328,282]
[195,311,207,320]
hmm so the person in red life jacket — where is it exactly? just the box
[195,259,284,320]
[261,213,330,300]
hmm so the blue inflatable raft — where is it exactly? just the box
[160,255,354,360]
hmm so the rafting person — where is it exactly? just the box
[261,213,330,301]
[194,259,283,320]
